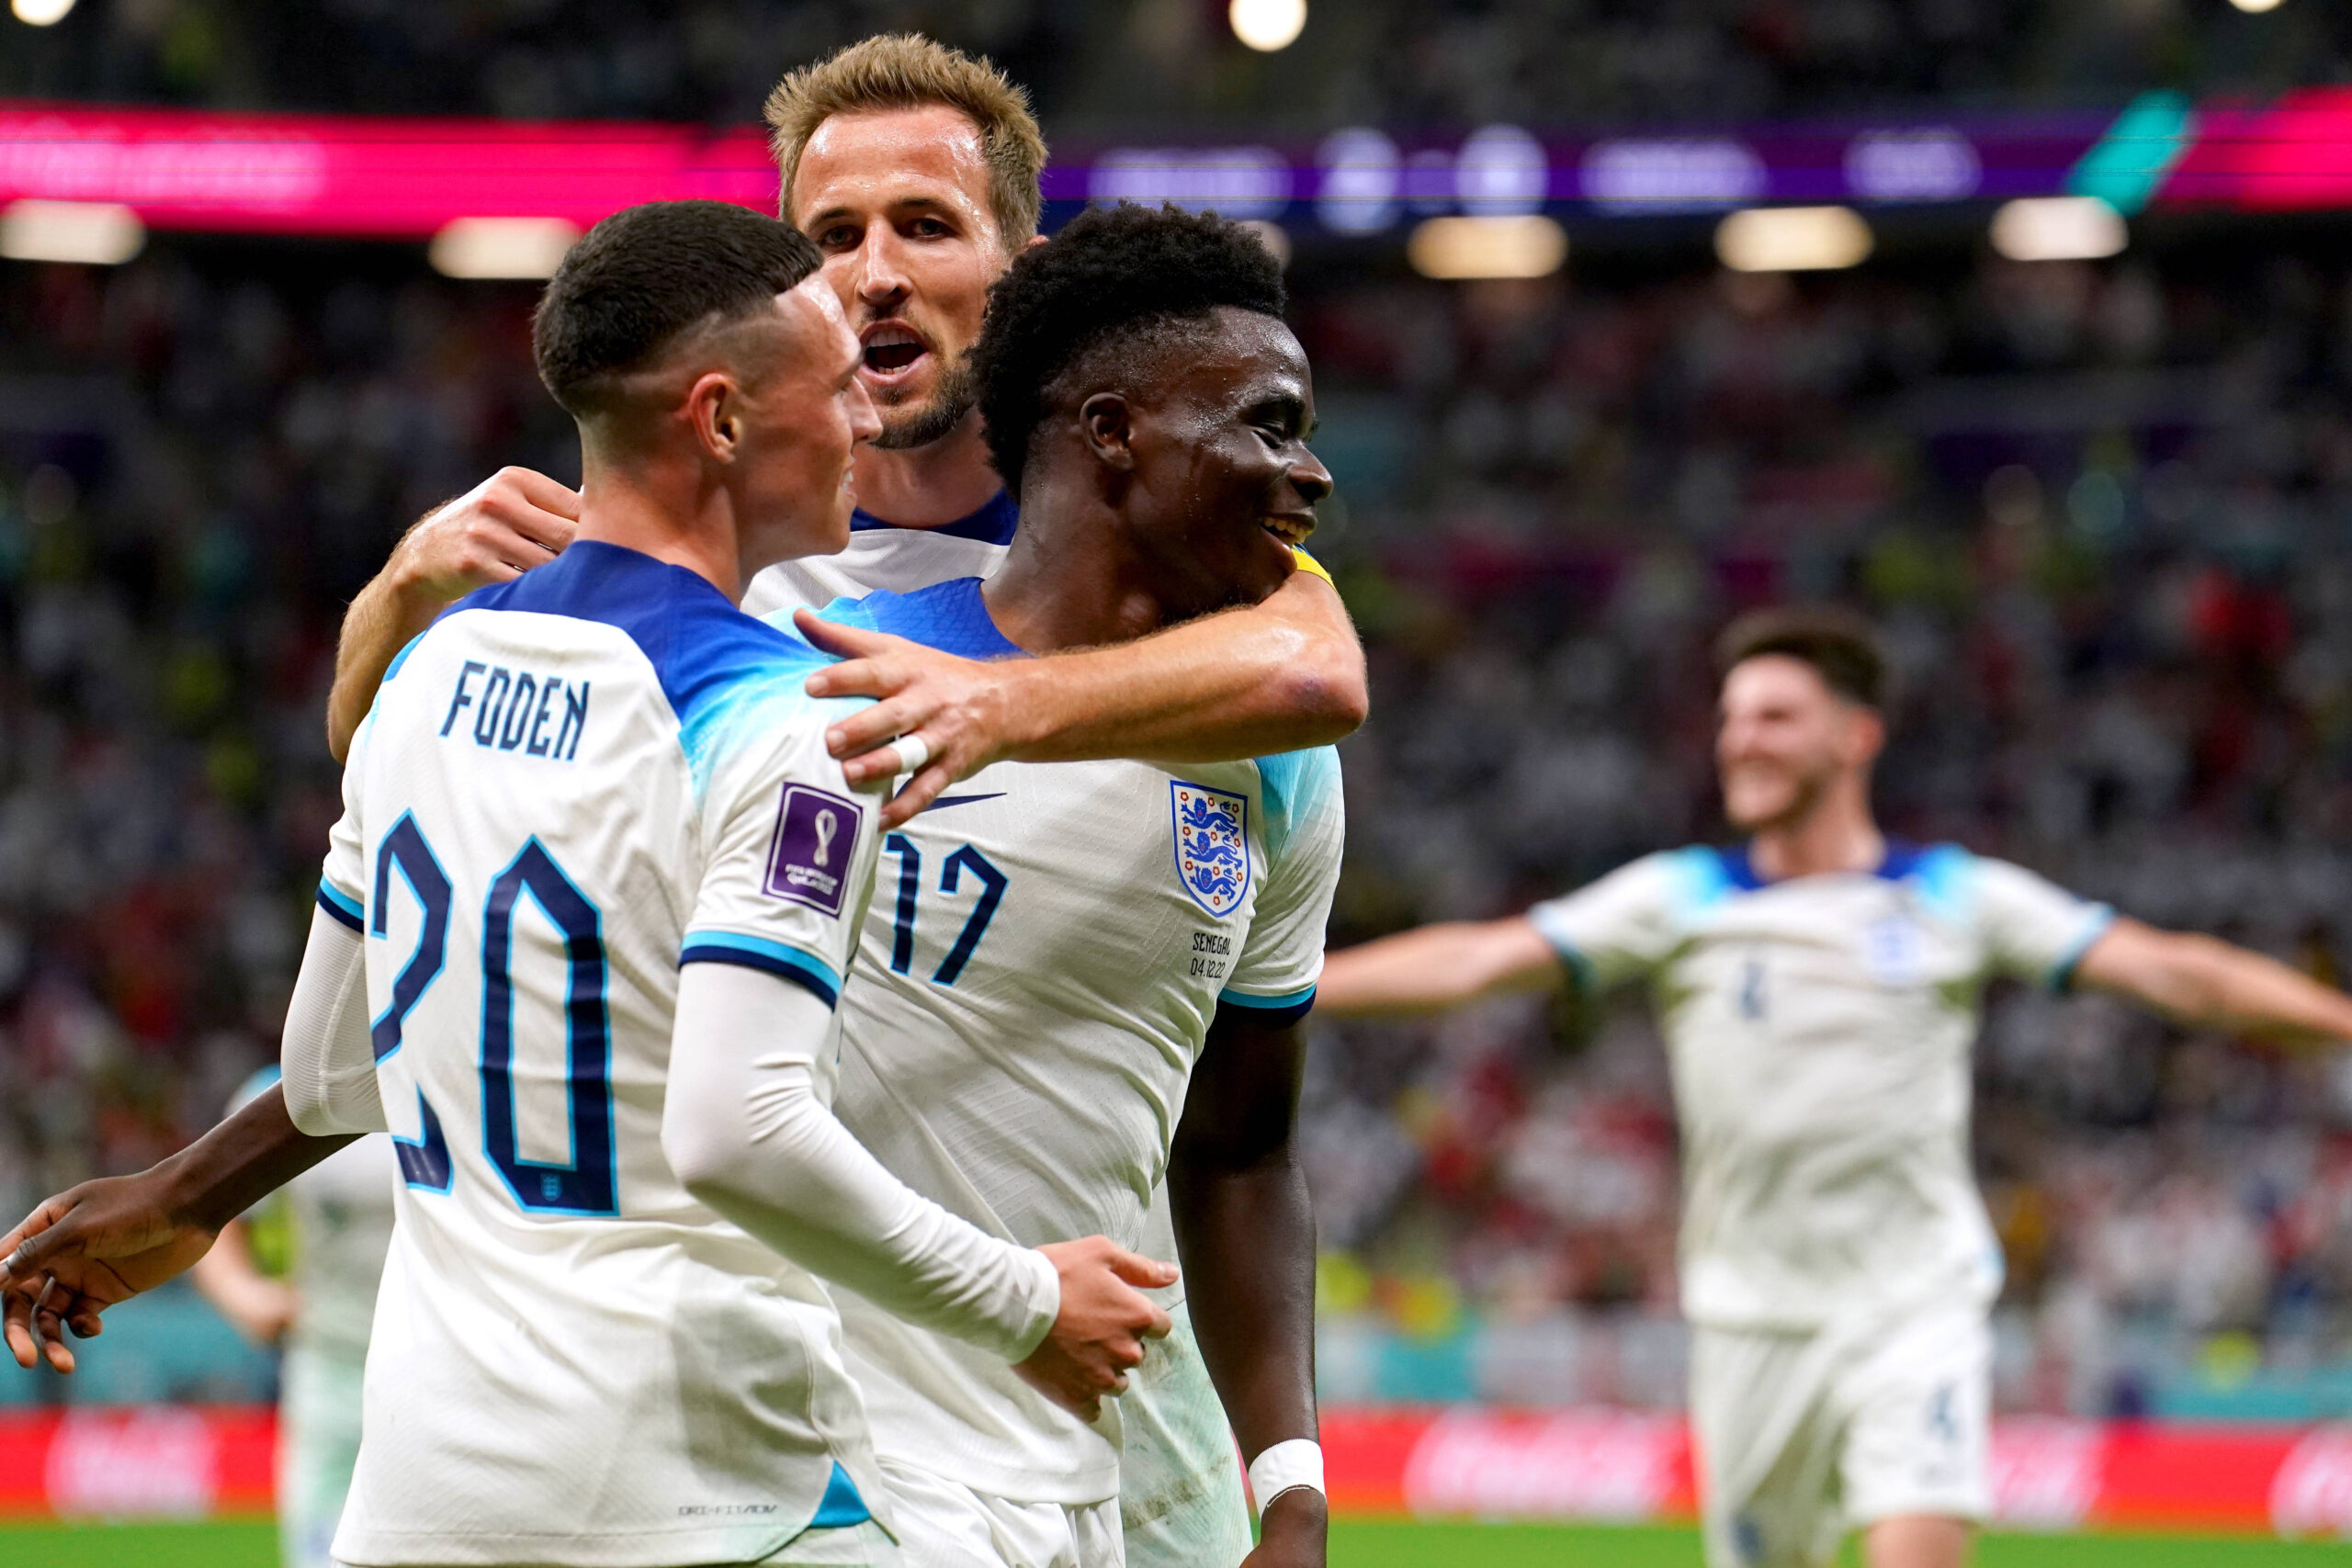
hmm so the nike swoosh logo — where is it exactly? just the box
[922,794,1004,813]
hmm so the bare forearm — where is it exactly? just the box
[326,571,444,761]
[1316,919,1562,1017]
[164,1087,355,1235]
[1001,575,1365,765]
[1170,1153,1317,1462]
[2123,936,2352,1043]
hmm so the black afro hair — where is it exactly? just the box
[971,202,1287,496]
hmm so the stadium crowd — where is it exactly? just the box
[5,228,2352,1416]
[6,0,2350,132]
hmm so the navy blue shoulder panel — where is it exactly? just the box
[816,577,1024,662]
[849,490,1019,547]
[447,541,830,730]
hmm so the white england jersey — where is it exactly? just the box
[1529,844,2112,1332]
[795,576,1345,1506]
[743,496,1017,621]
[318,542,890,1566]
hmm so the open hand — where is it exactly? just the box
[0,1177,221,1373]
[1012,1237,1176,1423]
[796,612,1033,829]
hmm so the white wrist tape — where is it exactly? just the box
[1247,1438,1324,1517]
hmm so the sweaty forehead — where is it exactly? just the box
[789,107,995,228]
[1097,307,1307,410]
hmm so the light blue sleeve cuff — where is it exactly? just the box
[316,880,365,932]
[680,930,842,1008]
[2045,905,2118,994]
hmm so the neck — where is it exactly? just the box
[1746,779,1883,882]
[574,450,746,604]
[850,407,1002,527]
[979,477,1178,654]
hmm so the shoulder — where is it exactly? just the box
[810,577,1017,660]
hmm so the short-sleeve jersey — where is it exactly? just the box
[797,577,1345,1506]
[225,1066,396,1361]
[316,541,890,1567]
[1529,843,2112,1331]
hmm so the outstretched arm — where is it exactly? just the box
[326,469,579,761]
[800,566,1367,828]
[1169,1005,1325,1567]
[1313,916,1566,1018]
[2073,917,2352,1045]
[0,908,368,1371]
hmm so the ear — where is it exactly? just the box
[1079,391,1136,473]
[685,370,742,464]
[1845,705,1887,768]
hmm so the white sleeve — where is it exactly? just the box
[1967,853,2115,991]
[662,961,1059,1362]
[1525,851,1688,991]
[281,905,387,1137]
[1223,748,1344,1018]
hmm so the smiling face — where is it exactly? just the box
[1715,654,1883,833]
[1109,307,1331,619]
[724,276,881,571]
[788,105,1012,451]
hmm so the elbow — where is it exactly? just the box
[1276,636,1369,746]
[661,1118,734,1209]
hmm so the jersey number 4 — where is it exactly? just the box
[881,834,1006,986]
[370,814,618,1216]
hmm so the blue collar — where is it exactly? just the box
[826,576,1024,662]
[849,490,1019,547]
[1719,839,1923,891]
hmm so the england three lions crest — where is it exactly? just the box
[1170,781,1251,918]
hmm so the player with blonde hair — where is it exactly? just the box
[1317,605,2352,1568]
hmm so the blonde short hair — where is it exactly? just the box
[765,34,1046,249]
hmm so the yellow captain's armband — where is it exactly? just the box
[1286,546,1334,587]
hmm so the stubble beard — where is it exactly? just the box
[871,355,979,451]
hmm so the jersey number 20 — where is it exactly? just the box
[370,814,618,1216]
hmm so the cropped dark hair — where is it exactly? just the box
[1715,604,1888,709]
[972,202,1287,496]
[532,200,823,417]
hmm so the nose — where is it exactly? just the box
[846,376,883,444]
[1288,445,1334,506]
[853,226,910,310]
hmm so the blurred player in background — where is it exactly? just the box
[1315,605,2352,1568]
[315,33,1358,1567]
[192,1067,394,1568]
[800,202,1338,1568]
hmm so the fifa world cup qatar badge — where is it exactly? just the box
[763,784,861,917]
[1170,781,1251,917]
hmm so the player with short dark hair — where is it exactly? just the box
[1316,604,2352,1568]
[800,199,1333,1568]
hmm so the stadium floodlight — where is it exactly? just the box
[1407,215,1566,280]
[2228,0,2285,11]
[1989,197,2127,262]
[1714,205,1872,273]
[429,217,580,280]
[1229,0,1306,51]
[0,200,143,265]
[10,0,74,24]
